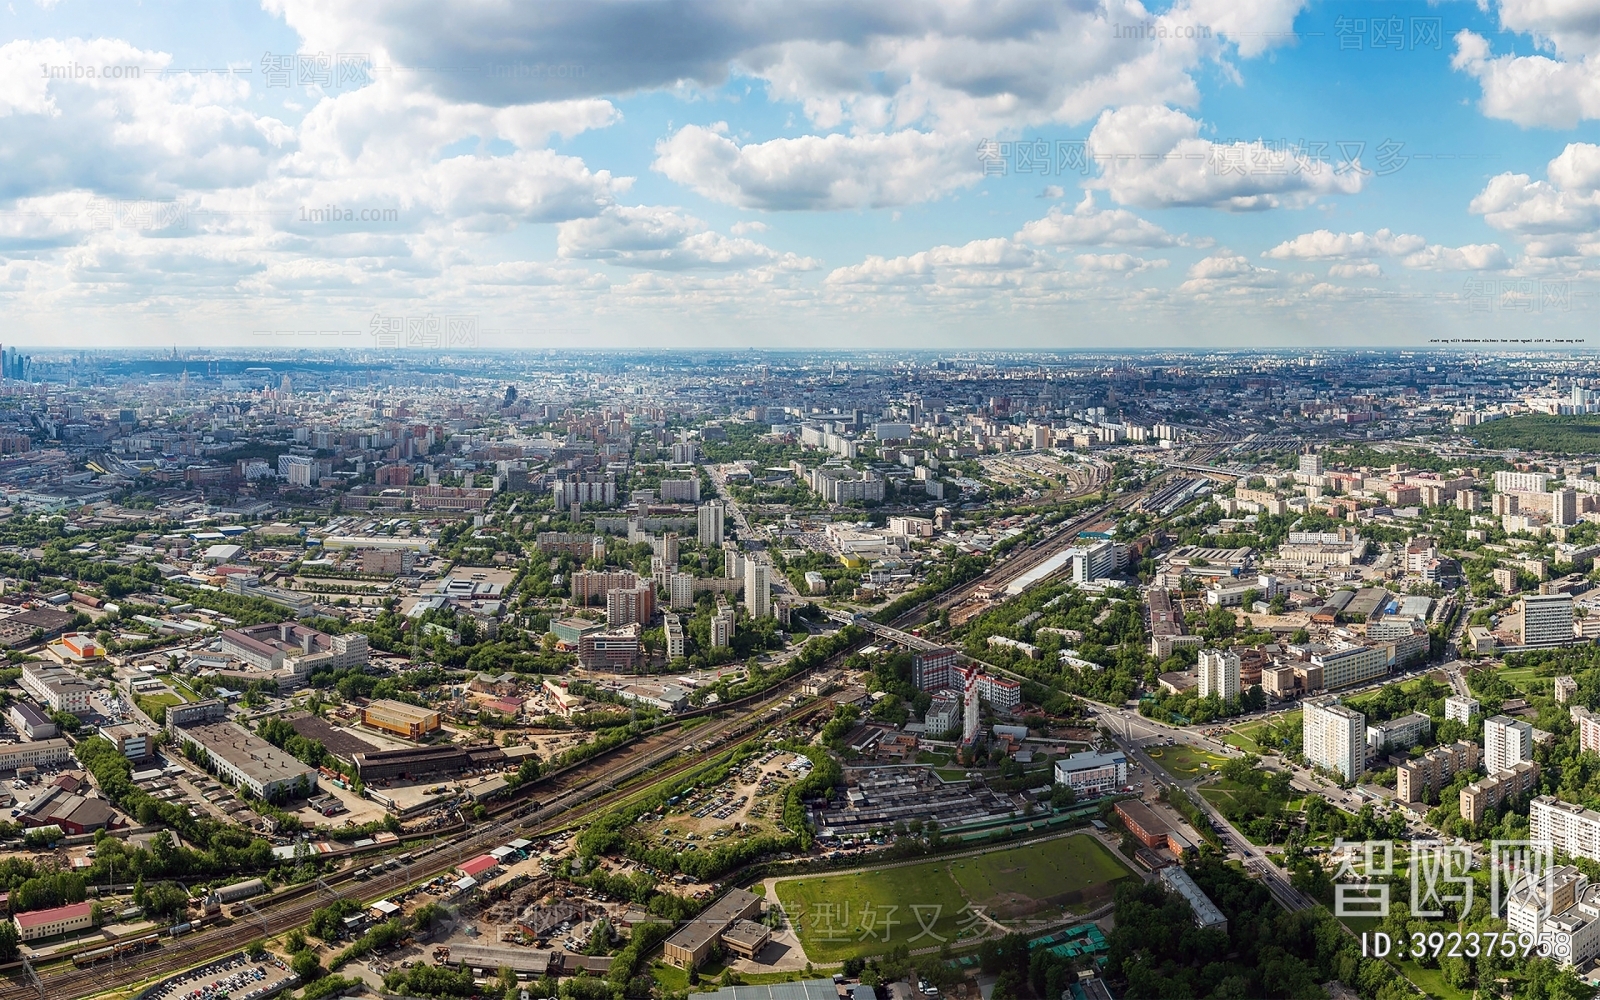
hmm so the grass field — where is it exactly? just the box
[134,692,183,723]
[948,836,1131,910]
[774,834,1132,964]
[1146,745,1231,778]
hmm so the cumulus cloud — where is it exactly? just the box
[1085,106,1365,211]
[1263,228,1426,260]
[824,237,1054,287]
[1328,262,1382,278]
[652,123,982,210]
[1452,1,1600,128]
[1075,253,1167,274]
[557,204,817,270]
[1399,243,1511,271]
[1015,193,1180,248]
[1178,251,1287,293]
[269,0,1310,134]
[1470,143,1600,258]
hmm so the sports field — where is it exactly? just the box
[774,834,1133,963]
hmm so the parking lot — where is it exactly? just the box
[144,951,297,1000]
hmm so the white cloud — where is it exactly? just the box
[1263,228,1426,260]
[652,123,982,210]
[1015,192,1180,248]
[1178,251,1286,293]
[1470,143,1600,261]
[557,204,817,270]
[824,237,1055,288]
[1399,243,1512,271]
[1328,262,1382,279]
[730,220,769,235]
[1076,253,1167,274]
[1085,106,1365,211]
[1452,1,1600,128]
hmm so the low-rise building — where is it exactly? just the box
[0,739,71,773]
[20,662,93,715]
[170,721,319,800]
[14,900,93,942]
[7,702,56,740]
[1054,750,1128,799]
[662,888,762,969]
[1366,711,1431,754]
[1159,866,1227,933]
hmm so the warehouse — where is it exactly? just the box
[662,888,762,969]
[351,744,505,782]
[170,721,319,800]
[14,900,93,942]
[360,699,441,739]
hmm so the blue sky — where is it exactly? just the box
[1,0,1597,350]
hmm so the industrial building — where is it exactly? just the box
[169,721,319,800]
[662,888,762,969]
[7,702,56,740]
[360,699,441,740]
[220,622,369,687]
[0,739,71,773]
[351,744,506,783]
[20,662,93,715]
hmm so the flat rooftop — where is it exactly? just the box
[178,722,317,788]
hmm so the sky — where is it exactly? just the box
[1,0,1598,352]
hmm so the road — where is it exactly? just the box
[1090,700,1313,913]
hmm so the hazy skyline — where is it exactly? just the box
[1,0,1597,349]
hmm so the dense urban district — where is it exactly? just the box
[1,350,1600,1000]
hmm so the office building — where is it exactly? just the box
[1504,864,1600,969]
[361,700,442,740]
[698,502,724,547]
[1533,796,1600,863]
[1303,696,1365,781]
[0,740,71,773]
[219,623,368,688]
[1444,694,1479,724]
[1485,714,1534,775]
[20,663,93,715]
[1366,711,1431,754]
[578,624,642,671]
[744,559,770,619]
[1054,750,1127,799]
[1311,642,1389,691]
[1518,593,1576,647]
[1197,648,1240,702]
[1462,762,1540,823]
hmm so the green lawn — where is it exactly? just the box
[1146,745,1231,778]
[948,835,1132,911]
[774,834,1130,963]
[134,692,183,722]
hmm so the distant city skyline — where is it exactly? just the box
[1,0,1597,348]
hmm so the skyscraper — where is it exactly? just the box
[698,502,725,547]
[744,559,770,619]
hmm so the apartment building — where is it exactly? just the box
[1485,714,1534,776]
[1303,696,1365,781]
[1462,762,1540,823]
[1197,648,1240,702]
[1533,796,1600,862]
[1395,741,1479,804]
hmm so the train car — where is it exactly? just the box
[73,946,115,967]
[211,878,267,904]
[114,932,160,957]
[167,922,193,937]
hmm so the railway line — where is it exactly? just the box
[0,662,848,1000]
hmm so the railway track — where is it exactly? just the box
[0,665,847,1000]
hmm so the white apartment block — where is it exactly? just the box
[1504,864,1600,968]
[1197,648,1240,702]
[1303,696,1365,782]
[1576,706,1600,754]
[744,559,770,619]
[1444,694,1479,724]
[1485,714,1534,775]
[1495,470,1554,494]
[668,571,695,610]
[697,502,724,547]
[1312,642,1389,690]
[1534,797,1600,863]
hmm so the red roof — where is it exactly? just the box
[14,900,92,928]
[457,855,498,878]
